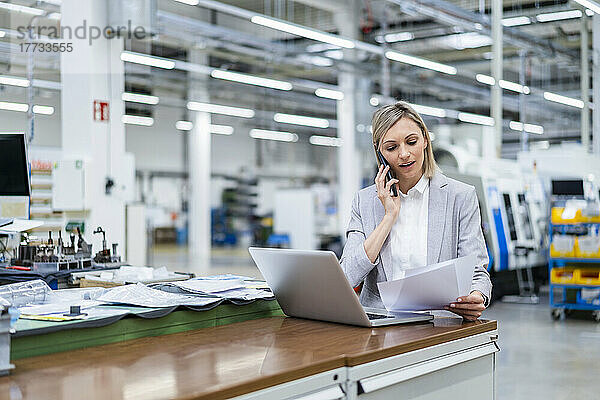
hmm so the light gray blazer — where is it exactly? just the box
[340,172,492,309]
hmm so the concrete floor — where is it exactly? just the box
[152,245,600,399]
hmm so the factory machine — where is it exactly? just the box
[6,226,123,273]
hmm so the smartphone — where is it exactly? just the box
[376,151,398,197]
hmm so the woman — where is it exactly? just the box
[340,101,492,321]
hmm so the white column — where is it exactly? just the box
[335,2,361,238]
[593,14,600,155]
[60,0,127,254]
[491,0,503,157]
[582,10,590,152]
[188,49,211,268]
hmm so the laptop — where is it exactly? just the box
[248,247,433,327]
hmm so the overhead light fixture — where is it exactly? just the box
[586,9,595,16]
[0,31,5,38]
[315,88,344,100]
[274,113,329,128]
[509,121,544,134]
[120,51,175,70]
[47,12,61,20]
[536,10,582,22]
[249,128,298,142]
[175,120,193,131]
[122,115,154,126]
[309,135,342,147]
[187,101,255,118]
[543,91,584,108]
[173,0,199,5]
[297,54,334,67]
[410,104,446,118]
[573,0,600,15]
[444,32,492,50]
[306,43,340,53]
[375,32,414,43]
[210,70,292,91]
[32,105,54,115]
[369,96,380,106]
[122,92,159,105]
[0,75,30,87]
[499,80,530,94]
[210,124,234,135]
[476,74,495,86]
[0,101,28,112]
[0,2,44,15]
[458,112,494,126]
[251,15,355,49]
[501,16,531,27]
[385,50,457,75]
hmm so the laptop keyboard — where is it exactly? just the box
[366,313,392,320]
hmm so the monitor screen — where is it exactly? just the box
[0,133,30,196]
[551,180,584,197]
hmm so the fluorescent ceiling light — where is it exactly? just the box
[32,105,54,115]
[309,135,342,147]
[315,88,344,100]
[175,120,193,131]
[251,15,355,49]
[509,121,544,134]
[47,12,61,20]
[586,9,595,16]
[122,92,159,105]
[274,113,329,128]
[0,101,28,112]
[187,101,255,118]
[375,32,414,43]
[249,128,298,142]
[306,43,339,53]
[499,80,530,94]
[410,104,446,118]
[210,124,234,135]
[210,69,292,91]
[573,0,600,15]
[122,115,154,126]
[120,51,175,70]
[543,91,584,108]
[0,2,44,15]
[173,0,199,5]
[370,97,380,106]
[0,75,30,87]
[443,32,491,50]
[385,50,457,75]
[536,10,582,22]
[501,16,531,27]
[476,74,495,86]
[458,112,494,126]
[0,31,5,38]
[297,54,334,67]
[323,50,343,60]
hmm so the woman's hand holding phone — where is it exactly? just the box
[375,164,401,219]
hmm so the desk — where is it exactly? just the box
[0,316,498,400]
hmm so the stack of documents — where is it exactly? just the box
[98,283,222,308]
[156,276,274,301]
[377,255,476,311]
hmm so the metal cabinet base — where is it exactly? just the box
[234,368,346,400]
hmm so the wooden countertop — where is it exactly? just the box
[0,316,497,400]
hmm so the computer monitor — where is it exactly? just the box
[0,132,30,196]
[551,179,584,197]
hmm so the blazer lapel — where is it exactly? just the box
[373,194,394,281]
[427,173,448,265]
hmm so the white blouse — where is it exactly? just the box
[390,174,429,280]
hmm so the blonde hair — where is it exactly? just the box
[371,100,439,179]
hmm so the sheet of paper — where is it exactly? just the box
[377,255,477,311]
[98,283,222,308]
[19,300,105,316]
[0,219,44,233]
[166,279,245,294]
